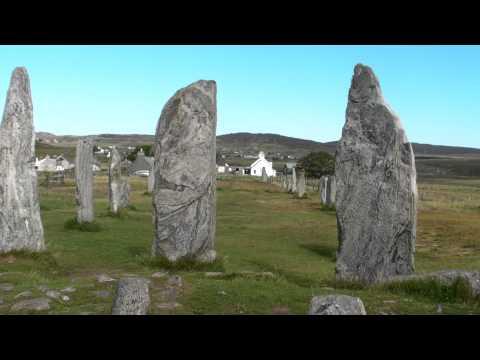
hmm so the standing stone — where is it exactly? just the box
[319,175,327,204]
[75,137,94,223]
[152,80,217,263]
[325,175,336,206]
[261,167,267,183]
[112,277,150,315]
[291,167,297,193]
[282,173,287,190]
[109,147,130,214]
[335,64,417,284]
[0,67,44,253]
[296,168,306,198]
[308,295,366,315]
[147,169,155,193]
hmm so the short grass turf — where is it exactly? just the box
[0,175,479,314]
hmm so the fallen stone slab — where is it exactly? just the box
[386,270,480,298]
[0,283,14,292]
[11,298,50,312]
[308,295,367,315]
[46,290,62,300]
[151,271,169,278]
[61,287,76,293]
[156,302,182,310]
[14,291,33,299]
[96,274,116,283]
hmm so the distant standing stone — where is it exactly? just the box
[112,277,150,315]
[147,169,155,193]
[320,175,336,206]
[75,137,95,223]
[335,64,417,284]
[0,67,45,253]
[261,167,268,183]
[152,80,217,263]
[308,295,366,315]
[290,168,297,193]
[109,146,130,214]
[296,168,305,198]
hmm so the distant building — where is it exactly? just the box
[35,155,74,172]
[249,151,276,177]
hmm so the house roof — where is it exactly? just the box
[129,153,154,174]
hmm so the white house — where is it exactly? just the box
[249,151,276,177]
[35,155,74,172]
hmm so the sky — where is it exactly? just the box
[0,45,479,148]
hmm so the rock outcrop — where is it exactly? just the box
[335,64,417,284]
[0,67,44,253]
[152,80,217,263]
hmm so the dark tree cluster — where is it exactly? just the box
[297,151,335,178]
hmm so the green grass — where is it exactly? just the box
[0,175,480,314]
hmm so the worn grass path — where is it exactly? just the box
[0,175,479,314]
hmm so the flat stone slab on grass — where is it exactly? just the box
[309,295,367,315]
[61,287,76,293]
[11,298,50,312]
[92,290,111,299]
[14,291,33,299]
[388,270,480,298]
[96,274,116,283]
[156,302,182,310]
[0,283,14,292]
[151,271,169,278]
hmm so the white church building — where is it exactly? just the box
[248,151,276,177]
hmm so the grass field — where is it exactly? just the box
[0,175,479,315]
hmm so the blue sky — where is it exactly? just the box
[0,45,479,148]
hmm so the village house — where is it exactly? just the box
[217,151,276,177]
[35,155,74,172]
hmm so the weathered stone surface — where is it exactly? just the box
[157,302,182,310]
[14,290,32,299]
[0,67,45,253]
[92,290,110,298]
[61,286,76,293]
[75,137,94,223]
[96,274,115,283]
[388,270,480,298]
[320,175,336,206]
[296,168,305,198]
[166,275,183,288]
[152,80,217,263]
[147,169,155,193]
[291,168,297,193]
[335,64,417,284]
[108,147,130,214]
[46,290,61,300]
[151,271,168,278]
[11,297,50,312]
[261,167,268,183]
[308,295,367,315]
[112,277,150,315]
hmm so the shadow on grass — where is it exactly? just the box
[299,243,337,262]
[137,254,226,273]
[0,250,61,273]
[64,218,102,232]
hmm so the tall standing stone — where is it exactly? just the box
[0,67,44,253]
[147,170,155,193]
[112,277,150,315]
[325,175,336,206]
[335,64,417,284]
[296,168,306,198]
[261,167,267,182]
[291,167,297,193]
[152,80,217,263]
[75,137,94,223]
[319,176,327,204]
[109,147,130,214]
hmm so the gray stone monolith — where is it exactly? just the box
[308,295,366,315]
[109,147,130,214]
[0,67,45,253]
[152,80,217,263]
[75,137,94,223]
[147,169,154,193]
[319,175,327,204]
[291,167,297,193]
[112,277,150,315]
[325,175,336,206]
[297,168,306,198]
[261,167,267,182]
[335,64,417,284]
